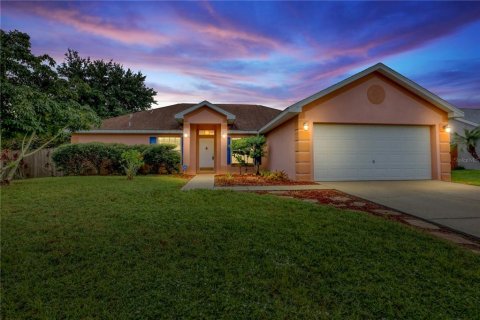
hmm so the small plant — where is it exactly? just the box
[264,170,289,181]
[225,172,234,180]
[121,150,144,180]
[260,170,273,179]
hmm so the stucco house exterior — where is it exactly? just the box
[449,109,480,170]
[72,63,465,181]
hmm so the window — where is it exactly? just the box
[198,130,215,136]
[149,136,157,144]
[157,136,181,150]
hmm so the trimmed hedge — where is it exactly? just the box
[52,143,180,175]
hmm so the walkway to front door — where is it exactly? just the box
[181,174,215,190]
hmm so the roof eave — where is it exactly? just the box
[375,65,464,119]
[451,117,480,127]
[259,110,299,134]
[76,129,183,134]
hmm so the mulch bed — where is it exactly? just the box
[215,174,317,186]
[258,189,480,252]
[285,190,402,218]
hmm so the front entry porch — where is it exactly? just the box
[179,105,229,175]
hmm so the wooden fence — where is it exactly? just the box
[2,148,63,179]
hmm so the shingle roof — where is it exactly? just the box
[460,108,480,124]
[97,103,281,132]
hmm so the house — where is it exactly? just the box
[72,63,464,181]
[449,109,480,170]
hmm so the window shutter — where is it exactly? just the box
[181,137,184,163]
[227,137,231,165]
[149,136,157,144]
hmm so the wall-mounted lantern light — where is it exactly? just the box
[303,122,309,131]
[444,125,451,133]
[184,133,188,138]
[222,133,227,138]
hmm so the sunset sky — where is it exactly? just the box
[2,1,480,110]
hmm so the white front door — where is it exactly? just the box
[199,138,215,169]
[313,124,432,181]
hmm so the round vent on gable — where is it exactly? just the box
[367,85,386,104]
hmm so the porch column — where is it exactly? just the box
[219,122,228,173]
[182,121,191,173]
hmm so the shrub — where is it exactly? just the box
[121,150,144,180]
[261,170,289,181]
[142,144,181,174]
[52,142,181,176]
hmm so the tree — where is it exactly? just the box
[231,135,267,175]
[454,127,480,163]
[57,49,157,118]
[245,135,267,175]
[0,30,99,183]
[231,138,249,174]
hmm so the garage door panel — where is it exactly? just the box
[313,124,432,181]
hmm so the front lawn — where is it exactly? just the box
[2,176,479,319]
[452,169,480,186]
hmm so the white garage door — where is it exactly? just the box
[313,124,431,181]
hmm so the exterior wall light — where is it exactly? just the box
[222,133,227,138]
[444,125,451,133]
[303,122,309,131]
[184,133,188,138]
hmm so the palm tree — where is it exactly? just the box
[454,127,480,163]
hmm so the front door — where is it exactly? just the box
[199,138,215,170]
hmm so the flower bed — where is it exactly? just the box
[215,174,317,186]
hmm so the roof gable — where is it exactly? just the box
[260,63,464,133]
[174,100,236,123]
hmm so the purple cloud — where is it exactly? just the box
[1,1,480,109]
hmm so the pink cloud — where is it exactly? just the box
[15,4,169,46]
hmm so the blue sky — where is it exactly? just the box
[1,1,479,109]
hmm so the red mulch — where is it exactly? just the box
[215,174,317,186]
[283,189,404,218]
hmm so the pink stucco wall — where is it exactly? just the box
[71,133,178,145]
[71,106,256,175]
[265,117,297,179]
[266,72,451,181]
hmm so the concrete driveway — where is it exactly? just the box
[321,181,480,239]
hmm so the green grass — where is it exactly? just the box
[452,169,480,186]
[2,176,480,319]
